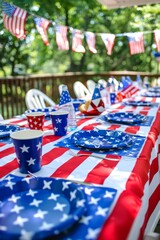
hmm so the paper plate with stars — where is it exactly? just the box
[105,112,146,124]
[71,129,133,150]
[0,124,21,138]
[0,177,87,239]
[124,100,153,107]
[141,91,160,97]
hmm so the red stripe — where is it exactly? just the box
[125,125,140,134]
[139,184,160,239]
[85,159,120,184]
[149,156,159,183]
[98,190,141,240]
[50,152,89,178]
[42,147,68,166]
[0,158,18,178]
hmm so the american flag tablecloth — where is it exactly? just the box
[0,96,160,240]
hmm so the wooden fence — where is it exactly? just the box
[0,71,159,119]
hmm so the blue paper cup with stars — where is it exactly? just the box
[10,130,43,174]
[50,111,69,136]
[110,92,117,104]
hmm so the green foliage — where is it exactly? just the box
[0,0,160,76]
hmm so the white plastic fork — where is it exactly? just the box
[69,149,119,161]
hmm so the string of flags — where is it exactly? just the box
[1,1,160,55]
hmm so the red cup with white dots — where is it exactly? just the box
[26,112,45,130]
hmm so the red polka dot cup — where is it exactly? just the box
[26,112,45,130]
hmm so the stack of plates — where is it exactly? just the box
[0,177,86,239]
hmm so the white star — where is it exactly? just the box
[20,230,34,240]
[20,145,30,153]
[43,180,52,189]
[27,158,36,166]
[40,221,53,230]
[14,216,28,227]
[104,190,115,198]
[86,228,101,239]
[56,118,62,124]
[70,189,77,201]
[8,194,20,203]
[95,206,109,216]
[30,199,42,207]
[54,202,66,211]
[26,189,37,197]
[5,181,16,190]
[48,193,59,201]
[89,197,100,205]
[54,127,58,132]
[22,178,31,184]
[34,209,48,219]
[76,199,86,207]
[79,215,92,225]
[5,175,14,181]
[0,213,4,218]
[0,226,7,231]
[62,181,70,191]
[60,214,68,222]
[37,142,42,150]
[85,187,94,195]
[11,205,24,214]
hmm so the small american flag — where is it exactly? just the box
[154,30,160,52]
[55,25,69,50]
[127,32,144,55]
[101,33,115,55]
[85,31,97,54]
[2,1,28,39]
[34,17,50,46]
[72,29,85,53]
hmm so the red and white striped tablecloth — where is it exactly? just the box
[0,96,160,240]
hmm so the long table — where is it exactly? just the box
[0,96,160,240]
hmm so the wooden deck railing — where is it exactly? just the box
[0,71,159,119]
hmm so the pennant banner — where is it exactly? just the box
[55,25,69,50]
[101,33,115,55]
[127,32,145,55]
[34,17,50,46]
[154,30,160,52]
[72,29,86,53]
[1,1,160,56]
[2,1,28,39]
[85,31,97,54]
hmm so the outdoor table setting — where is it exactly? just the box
[0,87,160,240]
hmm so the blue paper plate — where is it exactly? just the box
[0,124,21,138]
[25,107,56,118]
[148,87,160,93]
[71,129,132,150]
[124,100,153,106]
[0,177,86,240]
[105,112,146,124]
[141,92,160,97]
